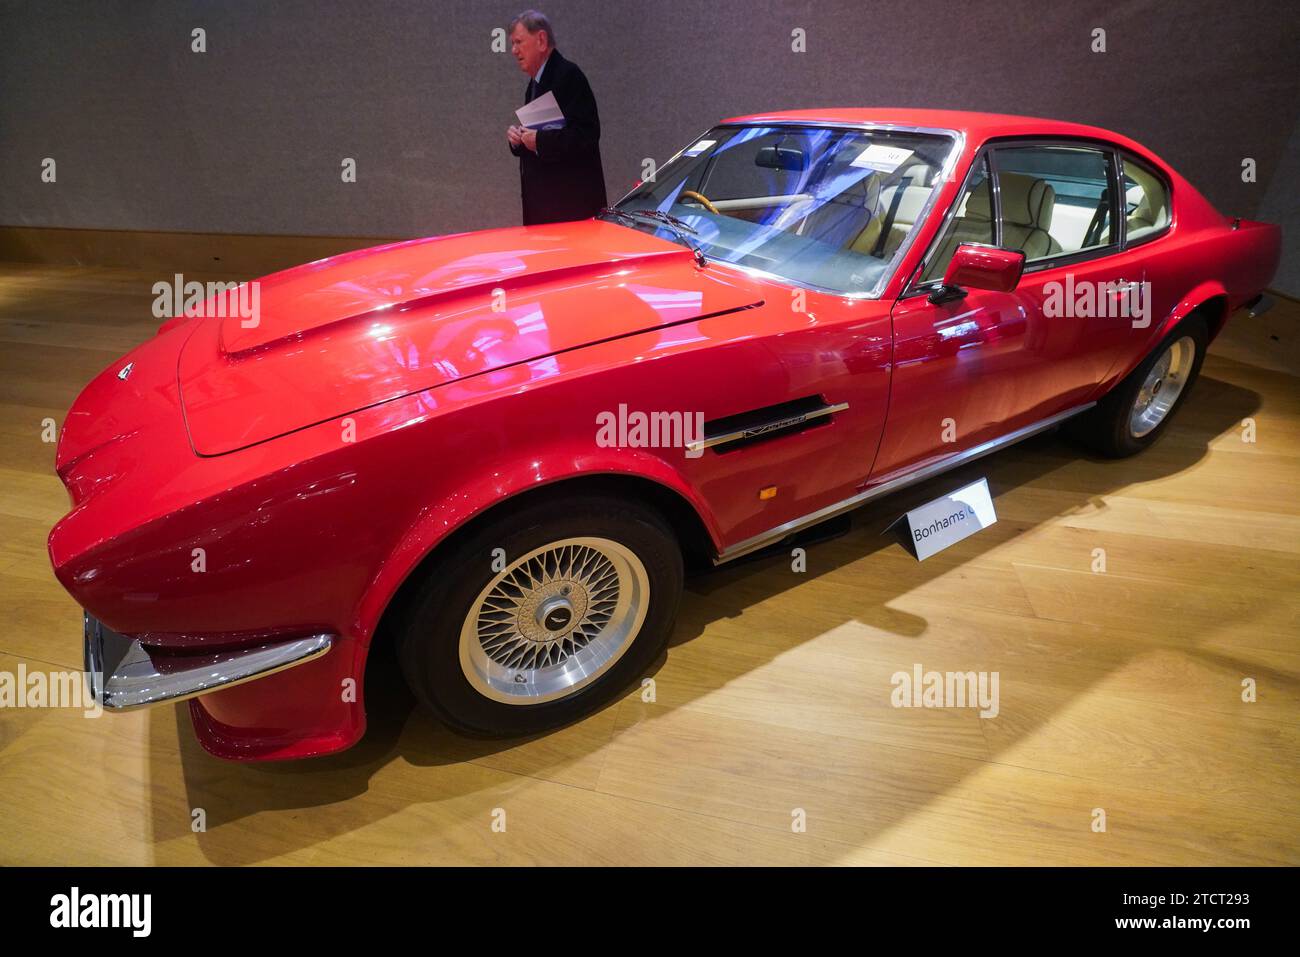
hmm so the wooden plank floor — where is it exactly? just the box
[1,262,1297,865]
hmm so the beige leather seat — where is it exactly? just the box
[787,170,884,251]
[922,185,995,282]
[843,163,935,257]
[1126,179,1169,241]
[865,183,933,257]
[973,172,1062,259]
[923,172,1061,282]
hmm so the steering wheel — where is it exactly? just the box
[679,190,720,215]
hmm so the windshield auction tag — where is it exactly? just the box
[683,139,716,157]
[851,144,914,173]
[884,477,997,561]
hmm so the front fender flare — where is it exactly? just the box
[351,448,721,642]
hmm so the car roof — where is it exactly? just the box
[719,107,1134,148]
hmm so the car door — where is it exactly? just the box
[871,140,1124,480]
[1082,150,1179,389]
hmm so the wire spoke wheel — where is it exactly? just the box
[1129,334,1195,438]
[458,536,650,705]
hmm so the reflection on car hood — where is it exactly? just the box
[178,219,764,455]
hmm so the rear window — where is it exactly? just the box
[1121,154,1171,243]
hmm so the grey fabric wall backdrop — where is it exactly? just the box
[1,0,1296,288]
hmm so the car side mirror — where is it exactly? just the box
[930,244,1026,303]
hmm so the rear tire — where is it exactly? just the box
[1067,315,1208,458]
[396,495,683,736]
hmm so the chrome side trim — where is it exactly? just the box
[83,613,333,711]
[714,402,1095,563]
[687,401,849,454]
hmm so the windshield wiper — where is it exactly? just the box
[600,207,707,267]
[598,206,640,228]
[631,209,698,235]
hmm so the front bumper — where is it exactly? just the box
[82,613,333,711]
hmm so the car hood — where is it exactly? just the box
[177,219,764,455]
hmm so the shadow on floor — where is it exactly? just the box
[160,372,1263,862]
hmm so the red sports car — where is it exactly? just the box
[51,109,1280,759]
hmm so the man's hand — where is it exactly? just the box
[507,125,524,148]
[521,129,538,153]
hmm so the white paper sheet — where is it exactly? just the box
[516,91,566,130]
[851,144,914,173]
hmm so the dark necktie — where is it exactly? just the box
[526,79,536,103]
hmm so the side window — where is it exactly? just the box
[991,146,1114,261]
[1122,154,1171,243]
[919,155,994,283]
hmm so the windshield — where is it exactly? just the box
[602,124,958,297]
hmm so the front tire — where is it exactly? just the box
[1067,315,1208,458]
[396,494,683,736]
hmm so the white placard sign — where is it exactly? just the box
[895,477,997,561]
[850,144,914,173]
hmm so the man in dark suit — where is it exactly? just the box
[506,10,607,225]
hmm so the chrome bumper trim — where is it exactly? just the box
[83,613,333,711]
[714,401,1095,563]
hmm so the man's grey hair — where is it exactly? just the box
[509,10,555,48]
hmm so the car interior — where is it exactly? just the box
[676,143,945,267]
[628,132,1172,297]
[1123,157,1172,241]
[678,137,1100,273]
[916,144,1174,283]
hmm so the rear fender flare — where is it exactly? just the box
[1094,279,1227,396]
